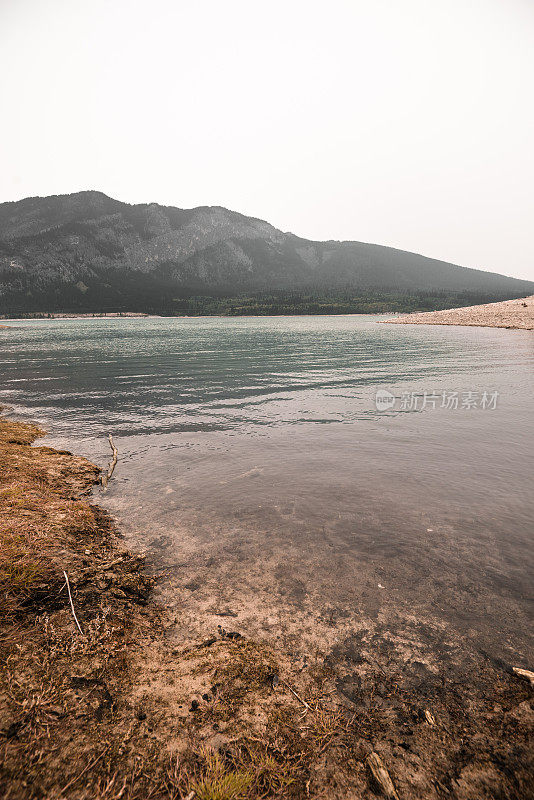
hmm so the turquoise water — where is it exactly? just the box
[1,316,533,664]
[0,314,498,435]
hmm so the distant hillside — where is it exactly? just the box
[0,191,532,314]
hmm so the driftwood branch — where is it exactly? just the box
[512,666,534,687]
[366,752,399,800]
[100,434,118,488]
[63,570,84,635]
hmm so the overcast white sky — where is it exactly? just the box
[1,0,533,280]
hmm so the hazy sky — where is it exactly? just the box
[1,0,533,280]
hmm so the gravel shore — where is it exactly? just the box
[384,295,534,330]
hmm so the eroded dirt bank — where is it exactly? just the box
[0,414,533,800]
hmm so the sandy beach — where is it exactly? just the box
[384,295,534,330]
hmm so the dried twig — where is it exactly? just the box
[101,434,118,487]
[78,556,129,577]
[59,747,109,795]
[281,680,311,715]
[63,570,84,635]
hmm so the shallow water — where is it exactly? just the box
[2,316,533,669]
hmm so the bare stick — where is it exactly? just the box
[101,434,118,487]
[63,570,84,635]
[107,434,118,478]
[281,680,311,713]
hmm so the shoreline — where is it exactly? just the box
[0,313,154,320]
[0,412,384,799]
[1,412,532,799]
[0,312,393,322]
[383,295,534,330]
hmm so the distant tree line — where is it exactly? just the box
[0,285,527,318]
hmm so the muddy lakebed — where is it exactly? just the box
[2,315,533,704]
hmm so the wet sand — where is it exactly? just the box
[384,295,534,330]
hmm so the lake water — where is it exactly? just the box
[1,316,533,680]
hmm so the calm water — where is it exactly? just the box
[1,316,533,667]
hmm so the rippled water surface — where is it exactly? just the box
[2,316,533,664]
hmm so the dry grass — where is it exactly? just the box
[190,750,253,800]
[0,416,104,611]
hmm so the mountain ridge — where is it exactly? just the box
[0,191,532,314]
